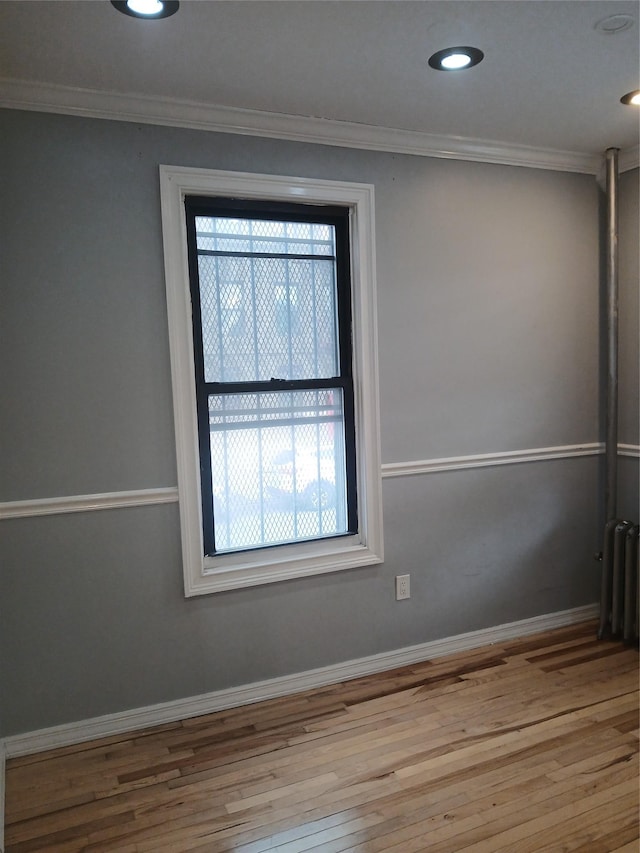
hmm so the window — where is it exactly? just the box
[160,167,383,595]
[185,199,358,555]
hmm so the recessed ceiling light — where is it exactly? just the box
[111,0,179,19]
[428,47,484,71]
[594,14,634,34]
[621,90,640,106]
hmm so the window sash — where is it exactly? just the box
[185,199,358,556]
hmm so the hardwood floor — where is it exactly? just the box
[4,621,639,852]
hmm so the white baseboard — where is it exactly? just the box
[3,603,598,760]
[618,444,640,459]
[0,739,5,853]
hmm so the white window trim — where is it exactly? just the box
[159,165,384,595]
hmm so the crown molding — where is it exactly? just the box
[595,144,640,187]
[0,77,603,175]
[619,145,640,173]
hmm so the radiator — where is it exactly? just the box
[598,519,639,643]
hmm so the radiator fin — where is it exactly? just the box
[598,519,639,644]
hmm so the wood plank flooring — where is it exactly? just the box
[4,621,639,852]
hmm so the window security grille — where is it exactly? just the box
[185,201,357,556]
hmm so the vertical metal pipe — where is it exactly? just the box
[605,148,619,523]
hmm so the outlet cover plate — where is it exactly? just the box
[396,574,410,600]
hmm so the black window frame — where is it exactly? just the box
[184,196,358,557]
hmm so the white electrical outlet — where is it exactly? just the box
[396,574,410,600]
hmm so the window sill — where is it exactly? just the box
[187,535,383,595]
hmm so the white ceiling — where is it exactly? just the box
[1,0,639,163]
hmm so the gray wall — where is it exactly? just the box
[617,168,639,521]
[0,110,602,736]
